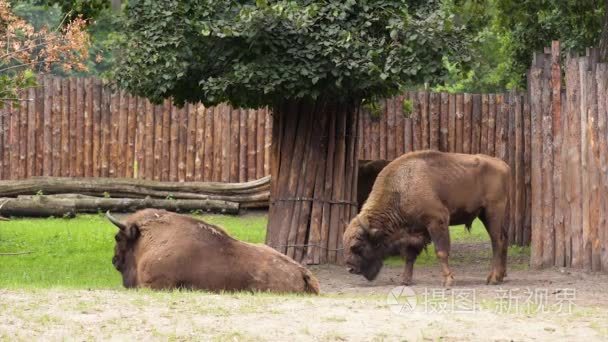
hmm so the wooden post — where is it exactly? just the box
[83,78,92,177]
[43,77,52,176]
[523,99,532,245]
[154,103,164,181]
[27,87,37,178]
[161,99,171,181]
[488,94,497,156]
[480,94,489,155]
[51,78,61,177]
[126,95,137,178]
[404,93,413,153]
[387,97,397,159]
[229,106,240,182]
[101,84,111,178]
[238,108,247,182]
[380,100,387,159]
[178,104,188,182]
[256,107,265,179]
[541,54,555,266]
[169,103,179,181]
[514,94,525,246]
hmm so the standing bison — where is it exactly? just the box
[344,151,510,287]
[108,209,319,294]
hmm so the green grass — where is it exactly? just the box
[0,212,267,289]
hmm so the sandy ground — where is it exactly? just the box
[2,242,608,341]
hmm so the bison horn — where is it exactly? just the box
[106,211,127,231]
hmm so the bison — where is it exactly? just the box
[344,150,510,287]
[357,159,391,211]
[108,209,320,294]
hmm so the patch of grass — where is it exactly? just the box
[0,213,267,289]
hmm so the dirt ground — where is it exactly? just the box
[2,242,608,341]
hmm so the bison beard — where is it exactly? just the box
[344,150,510,287]
[107,209,320,294]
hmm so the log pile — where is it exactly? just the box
[0,176,270,217]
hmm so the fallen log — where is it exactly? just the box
[0,177,270,208]
[1,176,271,196]
[0,196,240,217]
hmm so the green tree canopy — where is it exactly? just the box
[112,0,470,108]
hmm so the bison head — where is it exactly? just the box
[107,211,140,288]
[343,214,388,281]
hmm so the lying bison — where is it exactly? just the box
[108,209,319,294]
[344,150,510,287]
[357,159,390,211]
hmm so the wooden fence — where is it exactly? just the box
[0,78,531,248]
[0,77,271,183]
[528,42,608,272]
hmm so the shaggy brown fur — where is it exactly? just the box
[344,150,510,287]
[357,159,391,211]
[109,209,319,294]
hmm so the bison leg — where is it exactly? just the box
[480,203,508,285]
[401,246,423,286]
[426,214,454,287]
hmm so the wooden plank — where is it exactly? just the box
[480,94,489,155]
[264,109,271,176]
[579,57,591,269]
[154,103,164,181]
[585,57,601,271]
[411,91,421,151]
[566,57,582,268]
[92,79,102,177]
[523,99,532,246]
[403,93,413,153]
[109,89,119,177]
[27,87,37,177]
[126,95,137,178]
[203,106,214,182]
[246,109,256,181]
[550,41,564,266]
[439,93,449,152]
[395,95,405,157]
[160,101,171,181]
[379,100,387,159]
[194,103,205,182]
[455,93,464,153]
[229,106,240,182]
[220,105,230,182]
[133,96,144,179]
[471,94,482,155]
[169,103,179,181]
[429,92,440,150]
[488,94,497,156]
[596,63,608,271]
[514,94,525,246]
[238,108,247,182]
[420,92,430,150]
[117,91,129,178]
[212,106,222,182]
[58,80,68,177]
[256,107,265,179]
[178,104,188,182]
[0,98,5,179]
[370,108,379,159]
[50,78,61,176]
[43,77,52,176]
[7,101,16,179]
[100,83,111,178]
[529,66,544,268]
[37,78,46,176]
[448,93,456,152]
[184,103,196,181]
[387,97,396,159]
[462,93,472,154]
[83,78,93,177]
[19,91,28,178]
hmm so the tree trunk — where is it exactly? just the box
[601,0,608,62]
[266,99,360,264]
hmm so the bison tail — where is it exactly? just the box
[302,269,320,295]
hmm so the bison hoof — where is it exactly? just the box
[443,274,455,288]
[400,278,413,286]
[486,271,505,285]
